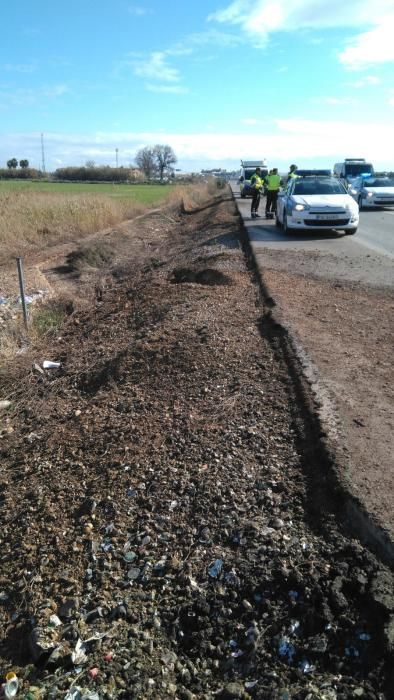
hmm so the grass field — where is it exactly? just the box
[0,181,178,264]
[0,179,173,204]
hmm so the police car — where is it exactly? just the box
[349,176,394,209]
[276,176,359,234]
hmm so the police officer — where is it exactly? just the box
[265,168,282,217]
[287,164,298,181]
[250,167,263,218]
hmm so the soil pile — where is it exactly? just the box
[0,193,393,698]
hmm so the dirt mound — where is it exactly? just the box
[171,267,232,286]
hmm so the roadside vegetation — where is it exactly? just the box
[0,180,173,200]
[0,185,174,264]
[0,178,227,367]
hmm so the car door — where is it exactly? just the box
[281,179,294,221]
[277,187,286,222]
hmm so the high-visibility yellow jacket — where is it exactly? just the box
[250,173,263,190]
[288,172,298,179]
[265,174,281,191]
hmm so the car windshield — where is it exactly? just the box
[363,178,394,187]
[346,163,373,176]
[293,179,347,195]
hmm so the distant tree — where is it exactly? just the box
[53,166,131,182]
[19,159,29,168]
[135,146,156,179]
[85,160,96,168]
[7,158,18,169]
[153,144,177,181]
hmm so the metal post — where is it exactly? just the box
[16,257,29,329]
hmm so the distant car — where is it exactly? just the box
[276,176,359,234]
[349,176,394,210]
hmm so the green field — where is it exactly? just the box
[0,179,173,204]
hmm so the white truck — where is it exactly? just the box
[333,158,374,185]
[238,160,268,198]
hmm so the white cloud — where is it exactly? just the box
[209,0,394,69]
[0,84,70,106]
[132,51,181,82]
[44,84,70,97]
[174,28,242,50]
[209,0,394,40]
[127,4,152,16]
[120,28,241,95]
[2,63,37,73]
[339,15,394,69]
[347,75,382,88]
[3,121,393,171]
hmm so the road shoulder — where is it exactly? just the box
[235,199,394,559]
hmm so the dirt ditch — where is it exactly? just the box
[0,192,393,698]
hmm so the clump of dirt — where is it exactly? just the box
[171,267,232,286]
[65,241,114,272]
[0,192,392,698]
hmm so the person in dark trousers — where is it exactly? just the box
[265,168,281,217]
[250,167,263,218]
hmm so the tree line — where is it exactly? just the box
[1,144,177,182]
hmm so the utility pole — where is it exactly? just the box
[41,133,46,174]
[115,148,119,168]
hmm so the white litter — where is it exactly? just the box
[43,361,61,369]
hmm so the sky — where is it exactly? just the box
[1,0,394,173]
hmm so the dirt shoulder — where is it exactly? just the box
[257,262,394,544]
[0,193,393,698]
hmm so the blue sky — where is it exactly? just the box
[1,0,393,172]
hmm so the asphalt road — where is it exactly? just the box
[231,182,394,287]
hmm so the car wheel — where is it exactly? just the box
[346,228,357,235]
[283,211,295,234]
[358,196,363,211]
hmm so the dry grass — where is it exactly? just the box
[167,178,228,212]
[0,316,29,379]
[0,180,229,371]
[0,191,149,264]
[0,181,225,275]
[0,181,226,264]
